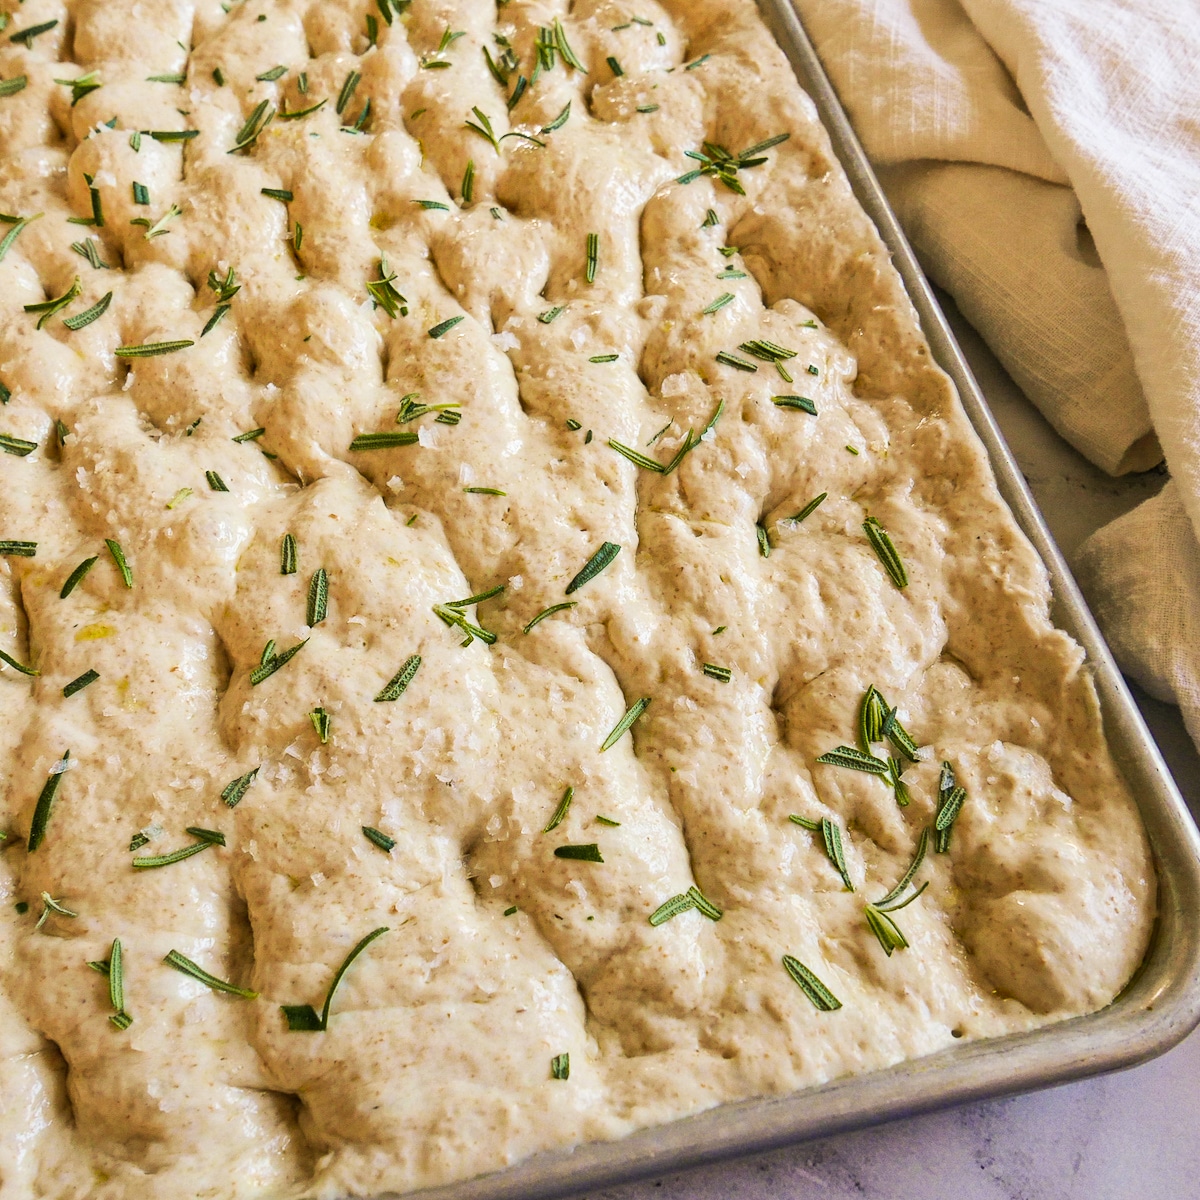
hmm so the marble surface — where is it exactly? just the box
[578,297,1200,1200]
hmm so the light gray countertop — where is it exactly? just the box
[581,296,1200,1200]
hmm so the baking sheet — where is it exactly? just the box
[375,4,1200,1197]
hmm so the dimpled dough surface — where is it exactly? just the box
[0,0,1155,1196]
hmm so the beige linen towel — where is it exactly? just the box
[794,0,1200,747]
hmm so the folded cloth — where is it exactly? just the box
[794,0,1200,749]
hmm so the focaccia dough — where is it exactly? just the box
[0,1,1153,1197]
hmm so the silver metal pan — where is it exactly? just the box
[378,4,1200,1196]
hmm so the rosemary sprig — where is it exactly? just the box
[281,926,388,1031]
[600,696,649,751]
[677,133,790,194]
[565,541,620,593]
[221,768,259,808]
[543,786,573,833]
[25,276,81,329]
[374,654,421,701]
[105,539,133,587]
[250,639,307,685]
[863,517,908,588]
[306,568,328,626]
[28,751,70,851]
[433,603,495,646]
[164,949,258,997]
[133,827,225,869]
[814,745,890,776]
[366,256,407,317]
[648,884,723,926]
[781,955,841,1011]
[554,843,603,862]
[864,828,930,955]
[362,826,395,852]
[523,601,576,633]
[820,817,853,890]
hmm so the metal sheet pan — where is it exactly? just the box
[378,4,1200,1196]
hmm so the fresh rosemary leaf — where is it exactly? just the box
[260,639,275,666]
[60,556,98,598]
[882,705,920,761]
[565,541,620,593]
[366,256,407,317]
[874,827,929,908]
[687,885,723,920]
[0,432,36,456]
[757,523,771,558]
[523,601,576,633]
[233,428,265,443]
[0,215,40,263]
[702,663,732,682]
[814,745,890,776]
[446,584,504,609]
[433,603,496,645]
[887,755,911,807]
[279,98,327,120]
[781,955,841,1011]
[27,751,69,851]
[428,315,465,339]
[306,567,328,626]
[205,470,229,492]
[414,199,449,210]
[788,814,820,831]
[608,438,665,472]
[685,53,711,70]
[281,532,297,575]
[772,394,817,415]
[0,540,37,556]
[350,431,419,450]
[9,19,58,48]
[362,825,395,852]
[538,305,565,324]
[715,350,756,372]
[106,937,132,1028]
[62,291,112,330]
[504,905,518,916]
[256,65,287,82]
[702,292,735,315]
[132,181,150,206]
[595,815,620,826]
[25,276,80,329]
[740,132,791,158]
[221,767,259,808]
[261,187,292,202]
[0,648,38,676]
[606,55,624,76]
[821,817,853,890]
[543,786,574,833]
[146,129,199,142]
[105,539,133,587]
[589,353,618,363]
[165,949,258,997]
[863,517,908,588]
[649,892,694,926]
[147,73,185,84]
[936,784,966,839]
[114,340,194,357]
[132,830,223,869]
[551,1052,570,1080]
[0,75,28,97]
[374,654,421,701]
[281,925,388,1032]
[228,99,274,153]
[71,238,109,269]
[464,486,506,496]
[739,338,796,362]
[63,669,99,698]
[310,706,330,742]
[858,685,886,748]
[554,19,586,71]
[166,486,192,510]
[554,843,603,862]
[864,904,908,956]
[250,639,307,685]
[788,493,827,523]
[584,232,599,284]
[600,696,649,751]
[460,159,475,203]
[542,101,571,133]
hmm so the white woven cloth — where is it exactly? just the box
[793,0,1200,747]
